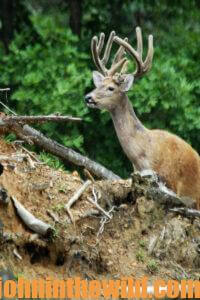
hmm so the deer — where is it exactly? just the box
[84,27,200,209]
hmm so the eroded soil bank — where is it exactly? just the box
[0,138,199,299]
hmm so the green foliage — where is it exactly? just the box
[4,133,16,143]
[147,259,158,273]
[0,12,91,153]
[1,1,200,177]
[139,240,146,248]
[38,152,65,170]
[136,249,146,262]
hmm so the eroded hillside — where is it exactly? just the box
[0,138,199,298]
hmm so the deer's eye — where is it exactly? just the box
[108,86,114,91]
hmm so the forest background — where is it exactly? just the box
[0,0,200,178]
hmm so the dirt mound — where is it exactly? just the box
[0,137,199,285]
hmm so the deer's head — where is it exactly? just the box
[85,28,154,111]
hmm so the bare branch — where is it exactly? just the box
[0,88,10,91]
[86,196,112,219]
[19,125,121,180]
[0,114,121,179]
[0,101,17,115]
[169,207,200,218]
[2,115,82,124]
[64,180,92,223]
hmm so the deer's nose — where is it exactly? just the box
[85,94,93,103]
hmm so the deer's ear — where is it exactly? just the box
[120,74,134,92]
[92,71,105,88]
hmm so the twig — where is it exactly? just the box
[26,155,36,169]
[64,180,92,223]
[47,210,59,223]
[0,154,27,162]
[92,186,98,202]
[169,207,200,218]
[0,88,10,91]
[96,206,115,238]
[0,153,36,168]
[80,208,99,218]
[19,145,41,163]
[84,169,95,182]
[0,101,17,115]
[2,115,82,124]
[86,196,112,219]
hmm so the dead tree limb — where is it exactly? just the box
[1,115,82,124]
[0,118,121,180]
[22,125,120,180]
[65,180,92,222]
[169,207,200,218]
[0,88,10,92]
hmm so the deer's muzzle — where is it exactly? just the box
[85,94,97,107]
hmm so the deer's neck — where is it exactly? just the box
[110,94,151,170]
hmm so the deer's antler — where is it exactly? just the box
[113,27,154,78]
[91,31,128,77]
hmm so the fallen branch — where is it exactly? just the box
[1,115,82,124]
[64,180,92,223]
[24,125,121,180]
[0,115,120,179]
[12,197,54,237]
[0,88,10,92]
[169,207,200,218]
[0,153,36,168]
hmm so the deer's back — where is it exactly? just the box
[149,129,200,207]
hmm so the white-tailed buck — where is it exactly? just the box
[85,27,200,209]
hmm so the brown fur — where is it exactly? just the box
[86,76,200,209]
[149,130,200,208]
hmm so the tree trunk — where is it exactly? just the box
[68,0,83,37]
[0,0,14,52]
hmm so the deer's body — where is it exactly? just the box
[110,93,200,206]
[85,27,200,208]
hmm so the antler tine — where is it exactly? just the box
[109,58,127,76]
[97,32,105,55]
[102,31,116,65]
[91,36,106,75]
[136,27,143,57]
[113,35,143,76]
[111,37,128,66]
[113,27,154,78]
[91,31,132,77]
[121,60,129,74]
[144,34,153,72]
[91,31,116,76]
[110,37,130,75]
